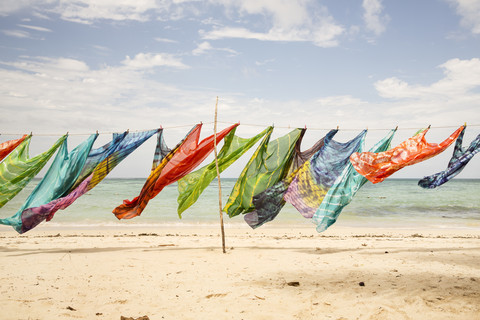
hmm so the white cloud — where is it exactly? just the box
[192,41,238,56]
[0,55,211,135]
[201,27,259,40]
[121,53,189,70]
[17,24,52,32]
[362,0,389,36]
[192,41,214,56]
[219,47,238,56]
[221,0,311,28]
[374,58,480,99]
[2,55,474,135]
[374,77,410,98]
[3,57,90,83]
[1,0,344,47]
[255,59,275,66]
[0,0,196,23]
[202,24,343,47]
[32,11,52,20]
[51,0,158,24]
[450,0,480,34]
[155,37,178,43]
[92,44,110,52]
[53,0,208,24]
[203,0,344,47]
[0,55,371,140]
[0,0,55,16]
[2,29,31,38]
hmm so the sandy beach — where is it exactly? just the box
[0,225,479,320]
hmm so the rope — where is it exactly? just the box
[217,121,479,131]
[1,122,478,136]
[0,123,211,136]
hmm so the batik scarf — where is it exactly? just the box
[284,130,367,218]
[350,126,464,184]
[0,135,66,208]
[418,127,480,188]
[0,135,28,162]
[223,128,303,218]
[18,130,158,230]
[177,126,269,217]
[0,134,98,233]
[313,129,396,232]
[244,129,328,228]
[113,123,239,220]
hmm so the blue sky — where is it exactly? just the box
[0,0,479,178]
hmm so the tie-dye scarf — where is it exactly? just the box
[313,129,396,232]
[114,123,239,220]
[177,126,269,217]
[0,134,66,208]
[0,135,28,162]
[0,134,98,233]
[350,126,464,184]
[223,128,303,218]
[284,130,367,219]
[418,127,480,188]
[18,129,158,231]
[244,129,329,228]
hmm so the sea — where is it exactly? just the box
[1,178,479,231]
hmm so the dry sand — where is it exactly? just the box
[0,225,479,320]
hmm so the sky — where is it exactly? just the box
[0,0,479,179]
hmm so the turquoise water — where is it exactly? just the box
[1,178,479,230]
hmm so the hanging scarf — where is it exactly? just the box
[313,129,396,232]
[244,129,328,228]
[18,129,158,227]
[0,135,28,162]
[151,129,171,170]
[0,134,98,233]
[350,126,464,184]
[0,134,66,208]
[284,130,367,218]
[418,127,480,188]
[177,126,269,217]
[223,128,303,218]
[113,123,239,220]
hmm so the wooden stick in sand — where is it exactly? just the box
[213,96,226,253]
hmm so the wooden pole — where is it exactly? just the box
[213,96,226,253]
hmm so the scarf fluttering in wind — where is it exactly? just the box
[283,130,367,218]
[245,129,327,228]
[0,135,28,162]
[313,129,397,232]
[0,134,66,208]
[418,127,480,188]
[177,126,270,217]
[0,134,98,233]
[151,129,172,170]
[224,128,303,218]
[15,130,158,230]
[113,123,239,220]
[350,126,464,184]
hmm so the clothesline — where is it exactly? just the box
[217,121,479,131]
[1,122,479,136]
